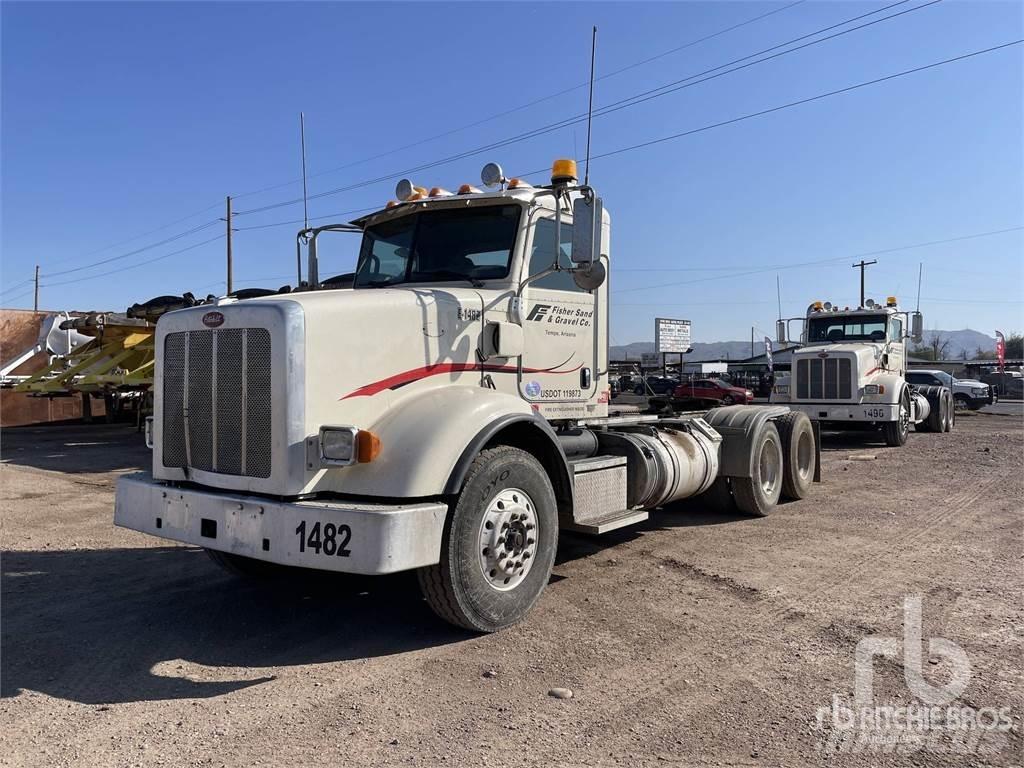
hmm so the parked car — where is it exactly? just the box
[906,370,993,410]
[672,378,753,405]
[980,370,1023,399]
[634,376,678,396]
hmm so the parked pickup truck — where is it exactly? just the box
[906,369,993,410]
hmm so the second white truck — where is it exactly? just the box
[771,299,954,445]
[114,159,819,632]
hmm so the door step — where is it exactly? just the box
[563,508,649,534]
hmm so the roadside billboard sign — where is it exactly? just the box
[655,318,691,354]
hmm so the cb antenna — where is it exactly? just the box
[300,112,310,233]
[915,262,923,312]
[584,25,597,186]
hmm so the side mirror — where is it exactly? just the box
[572,260,606,291]
[911,311,923,343]
[571,194,603,264]
[776,319,787,345]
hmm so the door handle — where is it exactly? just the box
[580,367,592,389]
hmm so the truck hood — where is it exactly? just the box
[240,284,493,403]
[152,285,504,495]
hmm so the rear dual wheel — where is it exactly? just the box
[774,412,816,500]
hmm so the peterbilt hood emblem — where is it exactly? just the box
[202,311,225,328]
[817,352,829,358]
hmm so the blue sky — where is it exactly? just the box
[2,0,1021,345]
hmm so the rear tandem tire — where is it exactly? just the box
[943,390,955,432]
[774,412,816,500]
[417,445,558,633]
[730,422,784,517]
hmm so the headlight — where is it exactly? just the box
[316,426,381,466]
[319,426,358,465]
[864,384,886,395]
[972,387,986,396]
[745,390,754,398]
[774,385,789,395]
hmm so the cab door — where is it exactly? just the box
[519,215,597,419]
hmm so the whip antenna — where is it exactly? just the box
[584,25,597,186]
[916,262,923,312]
[300,112,310,232]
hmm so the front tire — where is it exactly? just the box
[205,549,296,579]
[418,446,558,632]
[884,390,911,446]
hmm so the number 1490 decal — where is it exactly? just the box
[295,520,352,557]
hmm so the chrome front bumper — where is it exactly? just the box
[114,473,447,574]
[785,402,899,422]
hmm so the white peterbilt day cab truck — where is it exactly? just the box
[115,159,819,632]
[770,299,954,446]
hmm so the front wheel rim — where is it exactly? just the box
[478,487,539,592]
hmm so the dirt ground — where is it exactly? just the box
[2,413,1021,767]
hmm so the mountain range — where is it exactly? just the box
[610,329,998,362]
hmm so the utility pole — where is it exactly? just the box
[225,196,233,295]
[851,259,877,308]
[751,326,755,359]
[33,265,39,311]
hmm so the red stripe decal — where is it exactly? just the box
[340,360,582,400]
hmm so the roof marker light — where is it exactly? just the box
[507,178,533,189]
[458,184,482,195]
[428,187,453,197]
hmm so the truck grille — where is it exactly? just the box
[795,356,853,400]
[162,328,272,478]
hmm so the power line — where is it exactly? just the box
[615,227,1024,274]
[233,205,379,232]
[42,233,226,286]
[1,287,37,305]
[233,0,934,218]
[43,219,221,278]
[517,39,1022,185]
[227,0,808,202]
[0,277,35,297]
[613,223,1024,295]
[41,200,224,271]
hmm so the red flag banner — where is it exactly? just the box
[995,330,1006,372]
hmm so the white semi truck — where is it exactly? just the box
[770,299,954,446]
[115,159,819,632]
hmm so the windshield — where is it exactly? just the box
[807,314,888,344]
[354,204,521,288]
